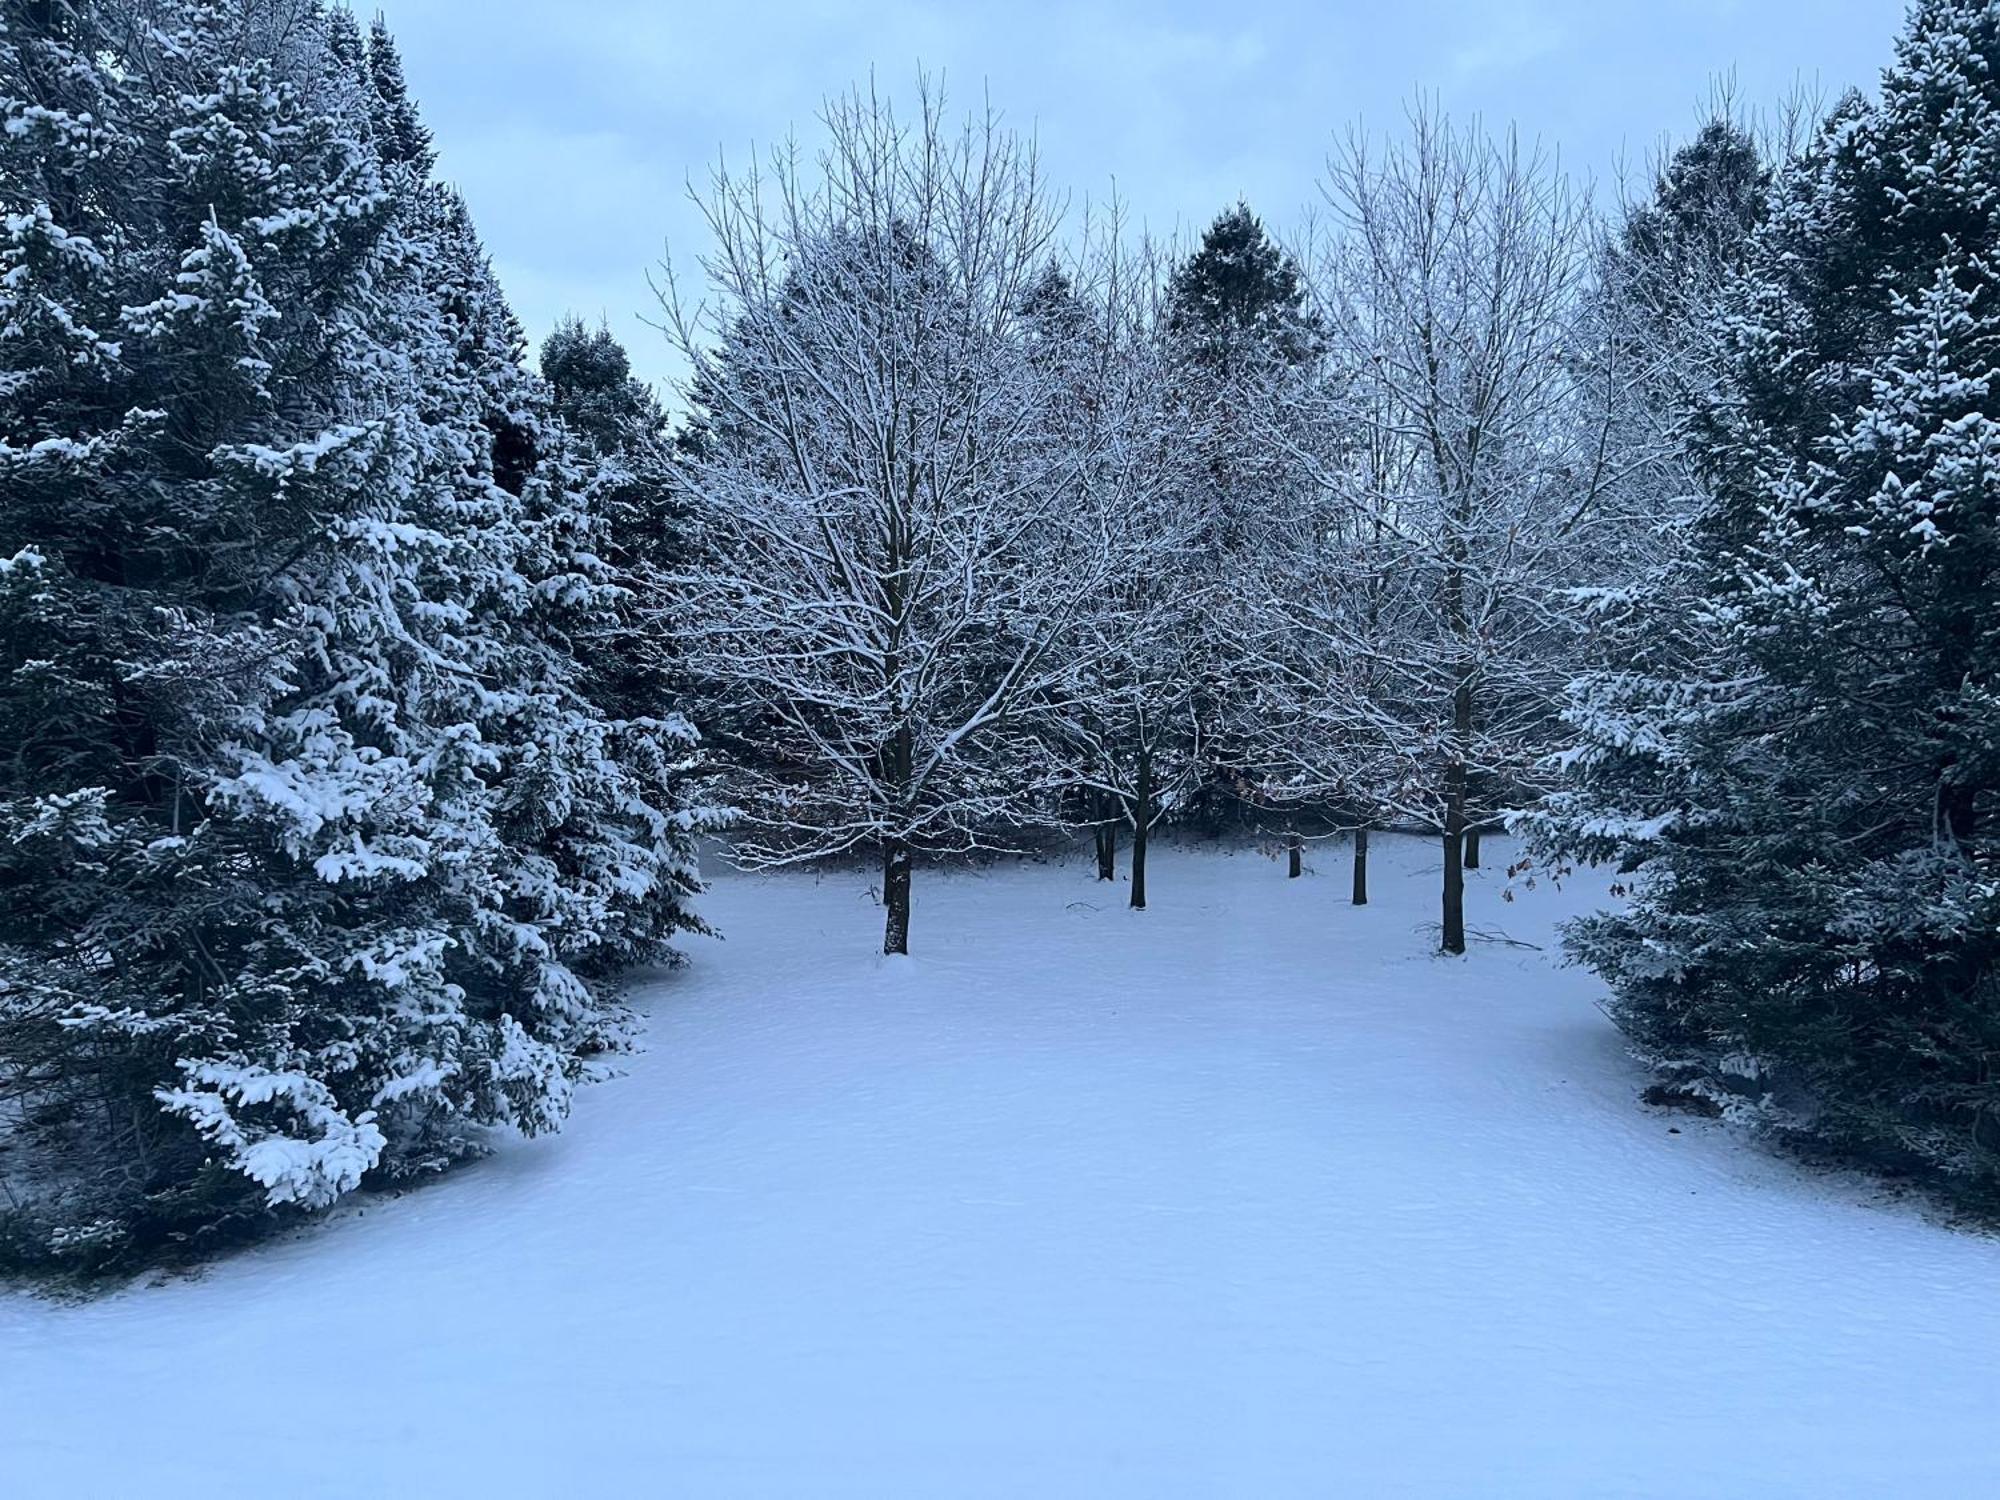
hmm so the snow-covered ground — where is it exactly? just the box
[5,837,1998,1496]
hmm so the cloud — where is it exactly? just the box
[386,0,1895,394]
[1449,15,1569,80]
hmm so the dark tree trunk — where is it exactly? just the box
[1440,489,1472,955]
[1287,829,1302,879]
[1352,826,1369,906]
[882,837,912,955]
[1943,780,1978,852]
[1095,793,1117,881]
[1130,749,1151,911]
[1940,777,1988,994]
[881,720,915,955]
[1464,823,1482,869]
[1442,697,1469,955]
[1441,820,1465,955]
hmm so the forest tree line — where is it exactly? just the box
[5,0,2000,1270]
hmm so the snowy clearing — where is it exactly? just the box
[5,836,1999,1496]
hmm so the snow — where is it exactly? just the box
[6,836,2000,1495]
[155,1061,386,1209]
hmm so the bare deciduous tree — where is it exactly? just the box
[656,85,1128,953]
[1239,106,1617,953]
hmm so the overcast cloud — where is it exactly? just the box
[388,0,1905,391]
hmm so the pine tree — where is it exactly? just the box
[1164,202,1320,557]
[1173,204,1335,838]
[1617,119,1770,334]
[1553,0,2000,1203]
[541,318,689,617]
[538,316,704,794]
[1167,202,1319,370]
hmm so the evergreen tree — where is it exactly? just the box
[1167,202,1319,370]
[542,319,690,591]
[0,0,706,1272]
[1617,119,1771,335]
[1157,204,1326,835]
[365,11,434,172]
[539,317,699,743]
[1551,0,2000,1203]
[1533,117,1772,883]
[1164,200,1320,562]
[544,319,658,451]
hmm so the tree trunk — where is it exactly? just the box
[1442,700,1469,955]
[1441,536,1472,954]
[1943,780,1978,852]
[1095,792,1117,881]
[1464,823,1482,870]
[1129,749,1151,911]
[1441,821,1465,955]
[881,719,915,955]
[1352,826,1369,906]
[1287,829,1302,879]
[881,837,912,956]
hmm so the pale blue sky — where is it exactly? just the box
[390,0,1907,390]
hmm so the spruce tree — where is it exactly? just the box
[0,0,706,1271]
[1535,118,1771,878]
[542,319,690,592]
[1554,0,2000,1203]
[539,319,696,736]
[1617,119,1770,333]
[365,12,435,173]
